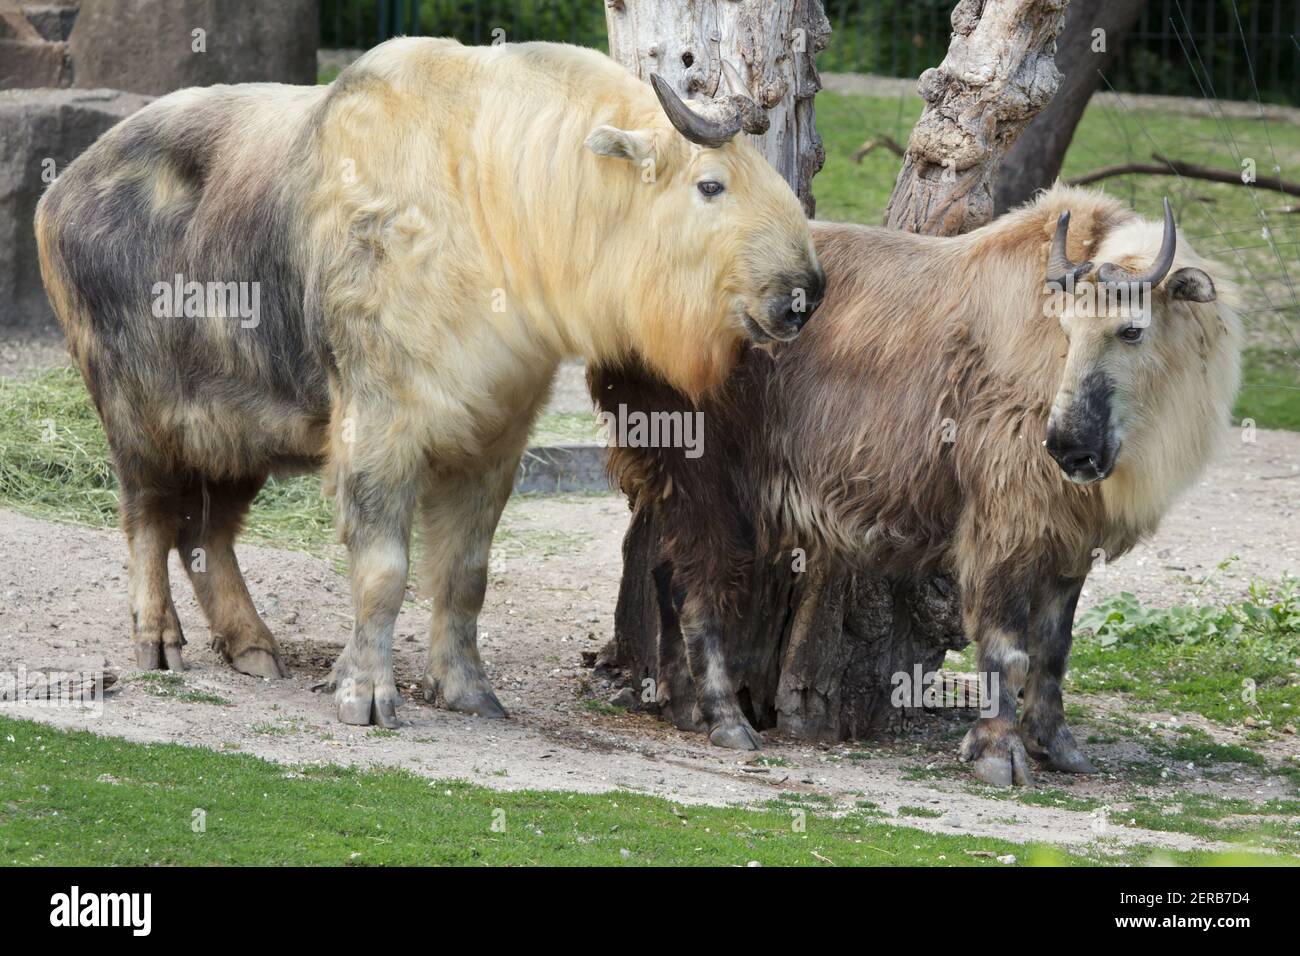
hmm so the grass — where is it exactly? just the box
[130,673,232,707]
[0,715,1109,867]
[1119,793,1300,857]
[1239,347,1300,432]
[528,411,600,446]
[2,715,1290,866]
[1069,576,1300,728]
[969,778,1300,856]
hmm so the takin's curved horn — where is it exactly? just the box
[649,70,768,148]
[1045,211,1094,287]
[1097,197,1177,287]
[650,72,742,147]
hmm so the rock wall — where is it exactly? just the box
[2,0,319,330]
[0,2,79,89]
[0,88,153,329]
[70,0,318,95]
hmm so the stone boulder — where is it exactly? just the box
[69,0,318,95]
[0,87,152,329]
[20,2,80,43]
[0,4,75,89]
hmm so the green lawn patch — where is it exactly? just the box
[1070,577,1300,729]
[0,714,1126,867]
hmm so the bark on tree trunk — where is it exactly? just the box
[600,0,1067,742]
[604,0,830,214]
[995,0,1146,214]
[884,0,1070,234]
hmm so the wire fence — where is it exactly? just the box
[320,1,1300,107]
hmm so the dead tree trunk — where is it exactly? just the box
[995,0,1146,214]
[604,0,830,214]
[600,0,1068,742]
[885,0,1071,234]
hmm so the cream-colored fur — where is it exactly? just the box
[35,36,819,725]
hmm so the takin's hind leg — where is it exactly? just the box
[417,454,517,719]
[176,476,288,679]
[1019,576,1097,774]
[121,485,186,672]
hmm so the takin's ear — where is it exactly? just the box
[585,125,656,166]
[1165,266,1217,302]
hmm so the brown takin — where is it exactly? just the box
[34,38,824,728]
[592,184,1240,785]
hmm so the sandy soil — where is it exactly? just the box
[2,429,1298,855]
[0,331,70,379]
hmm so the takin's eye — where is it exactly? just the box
[697,180,725,198]
[1117,325,1145,344]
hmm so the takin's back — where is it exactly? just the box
[34,38,670,478]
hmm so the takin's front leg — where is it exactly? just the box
[676,591,762,750]
[958,569,1036,787]
[326,461,418,728]
[417,453,518,719]
[1019,577,1097,774]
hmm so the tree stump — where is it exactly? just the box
[598,0,1068,743]
[600,501,966,740]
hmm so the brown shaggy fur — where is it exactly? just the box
[591,185,1241,783]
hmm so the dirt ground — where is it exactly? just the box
[2,426,1298,855]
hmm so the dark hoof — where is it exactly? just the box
[448,686,509,719]
[960,721,1035,788]
[231,647,288,679]
[423,676,508,719]
[163,645,187,672]
[134,643,161,670]
[335,674,403,728]
[708,721,763,751]
[972,753,1014,787]
[1045,748,1099,775]
[1023,723,1098,774]
[336,676,373,726]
